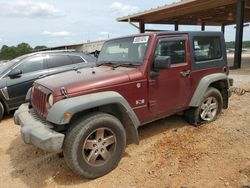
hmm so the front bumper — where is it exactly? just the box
[14,104,64,152]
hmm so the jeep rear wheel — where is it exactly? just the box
[184,87,223,126]
[0,102,4,121]
[200,96,219,121]
[63,112,126,179]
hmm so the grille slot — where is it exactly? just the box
[32,86,48,118]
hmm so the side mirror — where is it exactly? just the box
[9,69,22,78]
[154,56,171,69]
[94,50,99,58]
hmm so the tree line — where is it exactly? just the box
[226,41,250,49]
[0,43,47,60]
[1,41,249,61]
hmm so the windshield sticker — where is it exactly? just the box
[133,36,149,44]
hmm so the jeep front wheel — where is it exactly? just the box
[184,87,223,126]
[63,112,126,179]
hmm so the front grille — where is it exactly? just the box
[32,86,49,118]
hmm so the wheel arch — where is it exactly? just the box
[47,91,140,144]
[208,79,229,109]
[0,96,8,115]
[189,73,229,107]
[99,103,139,144]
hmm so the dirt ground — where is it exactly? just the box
[0,55,250,188]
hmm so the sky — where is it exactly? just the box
[0,0,249,48]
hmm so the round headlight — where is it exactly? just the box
[48,94,54,106]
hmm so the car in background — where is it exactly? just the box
[0,60,9,66]
[0,50,96,120]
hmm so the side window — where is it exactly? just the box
[17,55,44,74]
[155,39,186,64]
[69,55,85,64]
[47,55,73,68]
[193,37,222,62]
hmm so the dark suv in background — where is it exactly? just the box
[0,50,96,120]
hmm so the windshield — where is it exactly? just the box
[97,36,150,65]
[0,54,31,75]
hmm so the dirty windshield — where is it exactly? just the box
[97,36,150,66]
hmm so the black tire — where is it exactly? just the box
[0,102,4,121]
[63,112,126,179]
[184,87,223,126]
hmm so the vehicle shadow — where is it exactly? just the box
[6,114,189,187]
[138,115,189,141]
[2,111,15,121]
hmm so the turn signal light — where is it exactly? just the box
[64,113,72,120]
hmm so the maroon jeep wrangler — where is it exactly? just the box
[14,31,232,178]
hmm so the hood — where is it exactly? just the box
[35,66,142,97]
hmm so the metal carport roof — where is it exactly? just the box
[117,0,250,69]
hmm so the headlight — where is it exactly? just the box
[48,94,54,106]
[31,86,35,94]
[25,87,33,101]
[30,86,35,100]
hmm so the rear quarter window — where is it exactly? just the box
[47,55,73,68]
[69,55,85,64]
[193,37,222,62]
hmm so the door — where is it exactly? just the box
[6,54,47,108]
[148,36,192,117]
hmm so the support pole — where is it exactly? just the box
[139,21,145,33]
[221,24,225,34]
[174,22,179,31]
[234,0,245,69]
[201,22,205,31]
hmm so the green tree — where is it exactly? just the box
[0,43,36,60]
[16,43,32,57]
[33,45,47,51]
[0,45,17,60]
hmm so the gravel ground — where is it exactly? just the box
[0,56,249,188]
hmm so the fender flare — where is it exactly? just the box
[47,91,140,143]
[189,73,229,107]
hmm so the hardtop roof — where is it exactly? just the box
[104,31,223,42]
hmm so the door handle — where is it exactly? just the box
[38,75,46,79]
[180,70,191,77]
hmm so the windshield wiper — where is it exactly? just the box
[97,62,115,67]
[97,61,140,69]
[112,63,140,69]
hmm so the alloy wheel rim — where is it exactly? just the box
[82,127,116,167]
[200,96,218,121]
